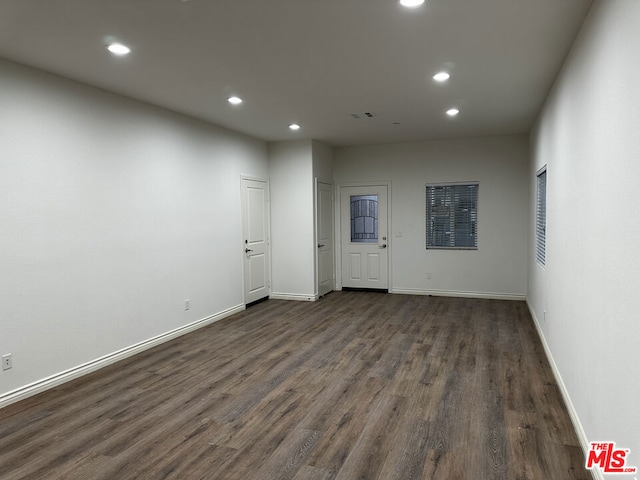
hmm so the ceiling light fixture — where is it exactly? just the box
[400,0,425,8]
[289,124,301,131]
[433,72,450,82]
[446,108,460,117]
[228,96,243,105]
[106,43,131,56]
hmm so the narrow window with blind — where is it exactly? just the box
[536,168,547,266]
[426,183,478,249]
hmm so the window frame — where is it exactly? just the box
[536,167,547,266]
[425,182,479,250]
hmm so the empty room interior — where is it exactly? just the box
[1,0,639,479]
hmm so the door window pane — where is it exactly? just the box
[351,194,378,243]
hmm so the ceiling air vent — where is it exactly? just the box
[350,112,376,119]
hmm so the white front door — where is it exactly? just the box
[241,178,270,304]
[340,185,389,290]
[317,182,334,297]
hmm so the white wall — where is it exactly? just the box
[312,140,334,185]
[0,59,268,401]
[334,135,529,299]
[268,140,316,300]
[529,0,640,472]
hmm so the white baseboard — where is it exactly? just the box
[0,304,245,410]
[269,292,318,302]
[525,300,601,480]
[391,287,525,301]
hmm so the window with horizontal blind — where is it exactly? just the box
[536,168,547,265]
[426,183,478,249]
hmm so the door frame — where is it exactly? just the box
[336,181,392,291]
[241,175,271,305]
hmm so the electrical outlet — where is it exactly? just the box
[2,353,12,371]
[426,272,432,280]
[185,299,190,311]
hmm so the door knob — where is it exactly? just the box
[245,248,254,253]
[380,244,387,249]
[318,244,325,248]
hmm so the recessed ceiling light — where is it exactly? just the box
[446,108,460,117]
[289,124,301,131]
[106,43,131,56]
[400,0,425,7]
[433,72,450,82]
[228,96,243,105]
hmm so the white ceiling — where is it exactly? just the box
[0,0,593,147]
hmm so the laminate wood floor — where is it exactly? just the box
[0,292,591,479]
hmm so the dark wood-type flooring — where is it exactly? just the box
[0,292,590,479]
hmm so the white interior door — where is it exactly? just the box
[317,182,334,297]
[241,178,270,304]
[340,185,389,290]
